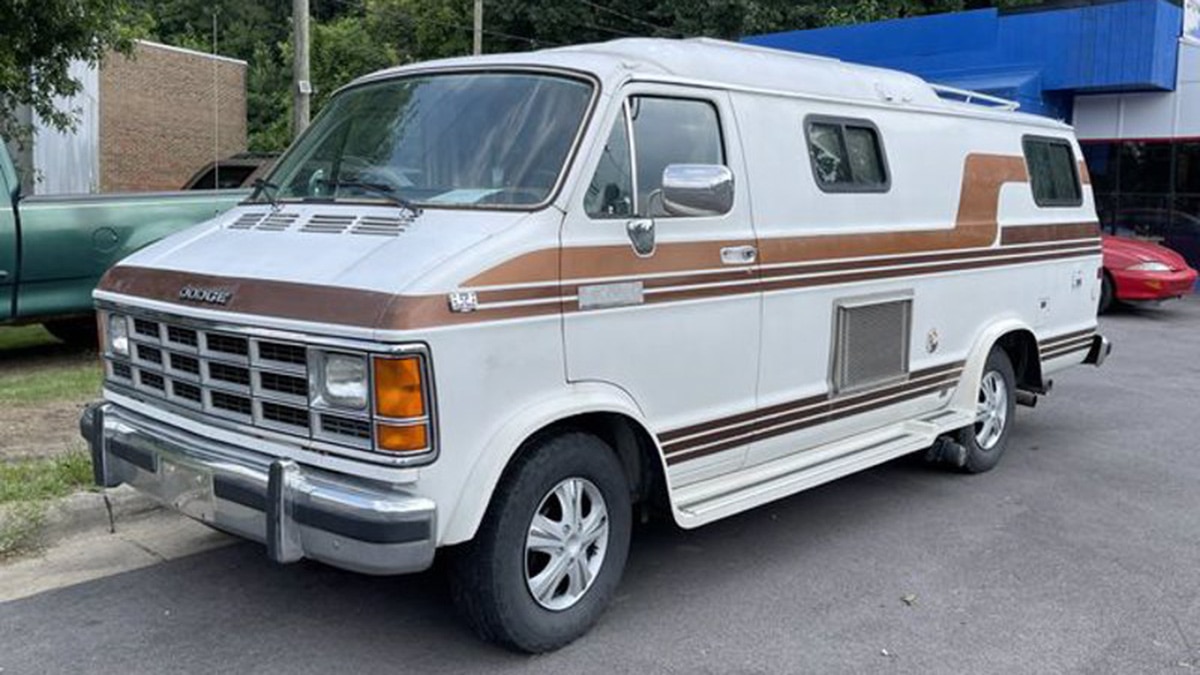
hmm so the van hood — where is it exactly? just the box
[114,203,532,295]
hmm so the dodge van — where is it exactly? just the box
[81,38,1109,652]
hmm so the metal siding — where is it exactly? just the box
[743,0,1182,119]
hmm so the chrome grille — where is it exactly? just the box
[106,313,374,451]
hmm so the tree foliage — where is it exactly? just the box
[0,0,147,144]
[20,0,1035,151]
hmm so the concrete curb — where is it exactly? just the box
[38,486,162,546]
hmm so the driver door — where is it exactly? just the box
[561,87,761,486]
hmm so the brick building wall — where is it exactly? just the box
[99,41,247,192]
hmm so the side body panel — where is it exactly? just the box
[559,85,762,487]
[12,190,244,321]
[0,147,17,321]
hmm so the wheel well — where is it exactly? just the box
[995,329,1045,394]
[518,412,667,510]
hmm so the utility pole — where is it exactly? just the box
[292,0,311,139]
[473,0,483,55]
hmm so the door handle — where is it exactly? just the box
[720,246,757,265]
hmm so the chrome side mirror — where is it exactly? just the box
[661,164,734,217]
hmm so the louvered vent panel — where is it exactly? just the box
[833,298,911,393]
[256,212,300,231]
[301,214,356,234]
[350,216,409,237]
[229,212,266,230]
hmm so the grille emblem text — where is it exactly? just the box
[179,286,233,305]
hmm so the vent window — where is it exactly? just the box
[806,117,889,193]
[1024,136,1082,207]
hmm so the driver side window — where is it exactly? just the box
[585,96,725,219]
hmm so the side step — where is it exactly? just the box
[672,408,975,529]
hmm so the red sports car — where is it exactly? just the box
[1100,234,1198,313]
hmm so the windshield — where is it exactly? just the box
[261,72,594,209]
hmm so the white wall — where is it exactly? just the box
[1074,40,1200,141]
[31,60,100,195]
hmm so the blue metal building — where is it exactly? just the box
[745,0,1200,269]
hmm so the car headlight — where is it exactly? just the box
[107,314,130,357]
[1128,261,1172,272]
[313,351,368,410]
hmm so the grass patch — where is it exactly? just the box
[0,325,59,351]
[0,451,94,504]
[0,452,94,558]
[0,362,102,406]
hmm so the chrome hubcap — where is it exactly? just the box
[974,371,1009,451]
[524,477,609,611]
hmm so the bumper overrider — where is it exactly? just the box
[80,402,437,575]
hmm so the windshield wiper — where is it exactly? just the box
[249,178,281,208]
[316,178,423,218]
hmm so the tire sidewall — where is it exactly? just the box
[478,433,632,651]
[960,348,1017,473]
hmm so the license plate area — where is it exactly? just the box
[161,458,216,523]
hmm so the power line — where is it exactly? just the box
[577,0,680,37]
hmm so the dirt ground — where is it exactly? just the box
[0,342,100,462]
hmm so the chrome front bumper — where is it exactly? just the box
[80,402,436,576]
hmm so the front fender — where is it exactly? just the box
[439,381,662,545]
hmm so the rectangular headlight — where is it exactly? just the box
[312,351,368,410]
[107,313,130,357]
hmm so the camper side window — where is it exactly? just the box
[805,117,889,193]
[586,96,724,219]
[1024,137,1082,207]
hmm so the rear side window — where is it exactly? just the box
[1023,137,1082,207]
[805,117,889,192]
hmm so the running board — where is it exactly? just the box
[672,408,976,528]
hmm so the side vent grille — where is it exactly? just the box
[229,212,266,230]
[833,296,912,394]
[350,216,409,237]
[256,213,300,231]
[301,214,355,234]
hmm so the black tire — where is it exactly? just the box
[955,348,1017,474]
[449,432,632,653]
[1098,271,1115,314]
[43,316,99,349]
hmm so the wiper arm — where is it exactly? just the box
[249,178,281,208]
[316,178,423,218]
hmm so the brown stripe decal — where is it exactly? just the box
[1039,328,1095,348]
[659,362,965,466]
[1000,222,1099,245]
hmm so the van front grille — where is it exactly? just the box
[105,313,373,451]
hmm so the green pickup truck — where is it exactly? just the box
[0,143,245,345]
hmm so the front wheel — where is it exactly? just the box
[449,432,632,653]
[955,347,1017,473]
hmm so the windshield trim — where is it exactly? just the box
[242,66,603,213]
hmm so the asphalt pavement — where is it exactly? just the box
[2,298,1199,674]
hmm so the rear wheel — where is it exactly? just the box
[955,348,1017,474]
[450,432,632,653]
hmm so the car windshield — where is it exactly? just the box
[261,72,594,209]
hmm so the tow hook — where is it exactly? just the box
[926,436,968,468]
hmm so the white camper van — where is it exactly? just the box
[82,38,1109,651]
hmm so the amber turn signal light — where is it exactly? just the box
[376,422,428,453]
[374,356,425,418]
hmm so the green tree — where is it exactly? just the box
[0,0,147,144]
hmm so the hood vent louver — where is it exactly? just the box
[224,211,412,238]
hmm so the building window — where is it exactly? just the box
[1023,136,1082,207]
[805,117,889,192]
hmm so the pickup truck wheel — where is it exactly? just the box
[450,432,631,653]
[43,317,99,349]
[955,348,1017,474]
